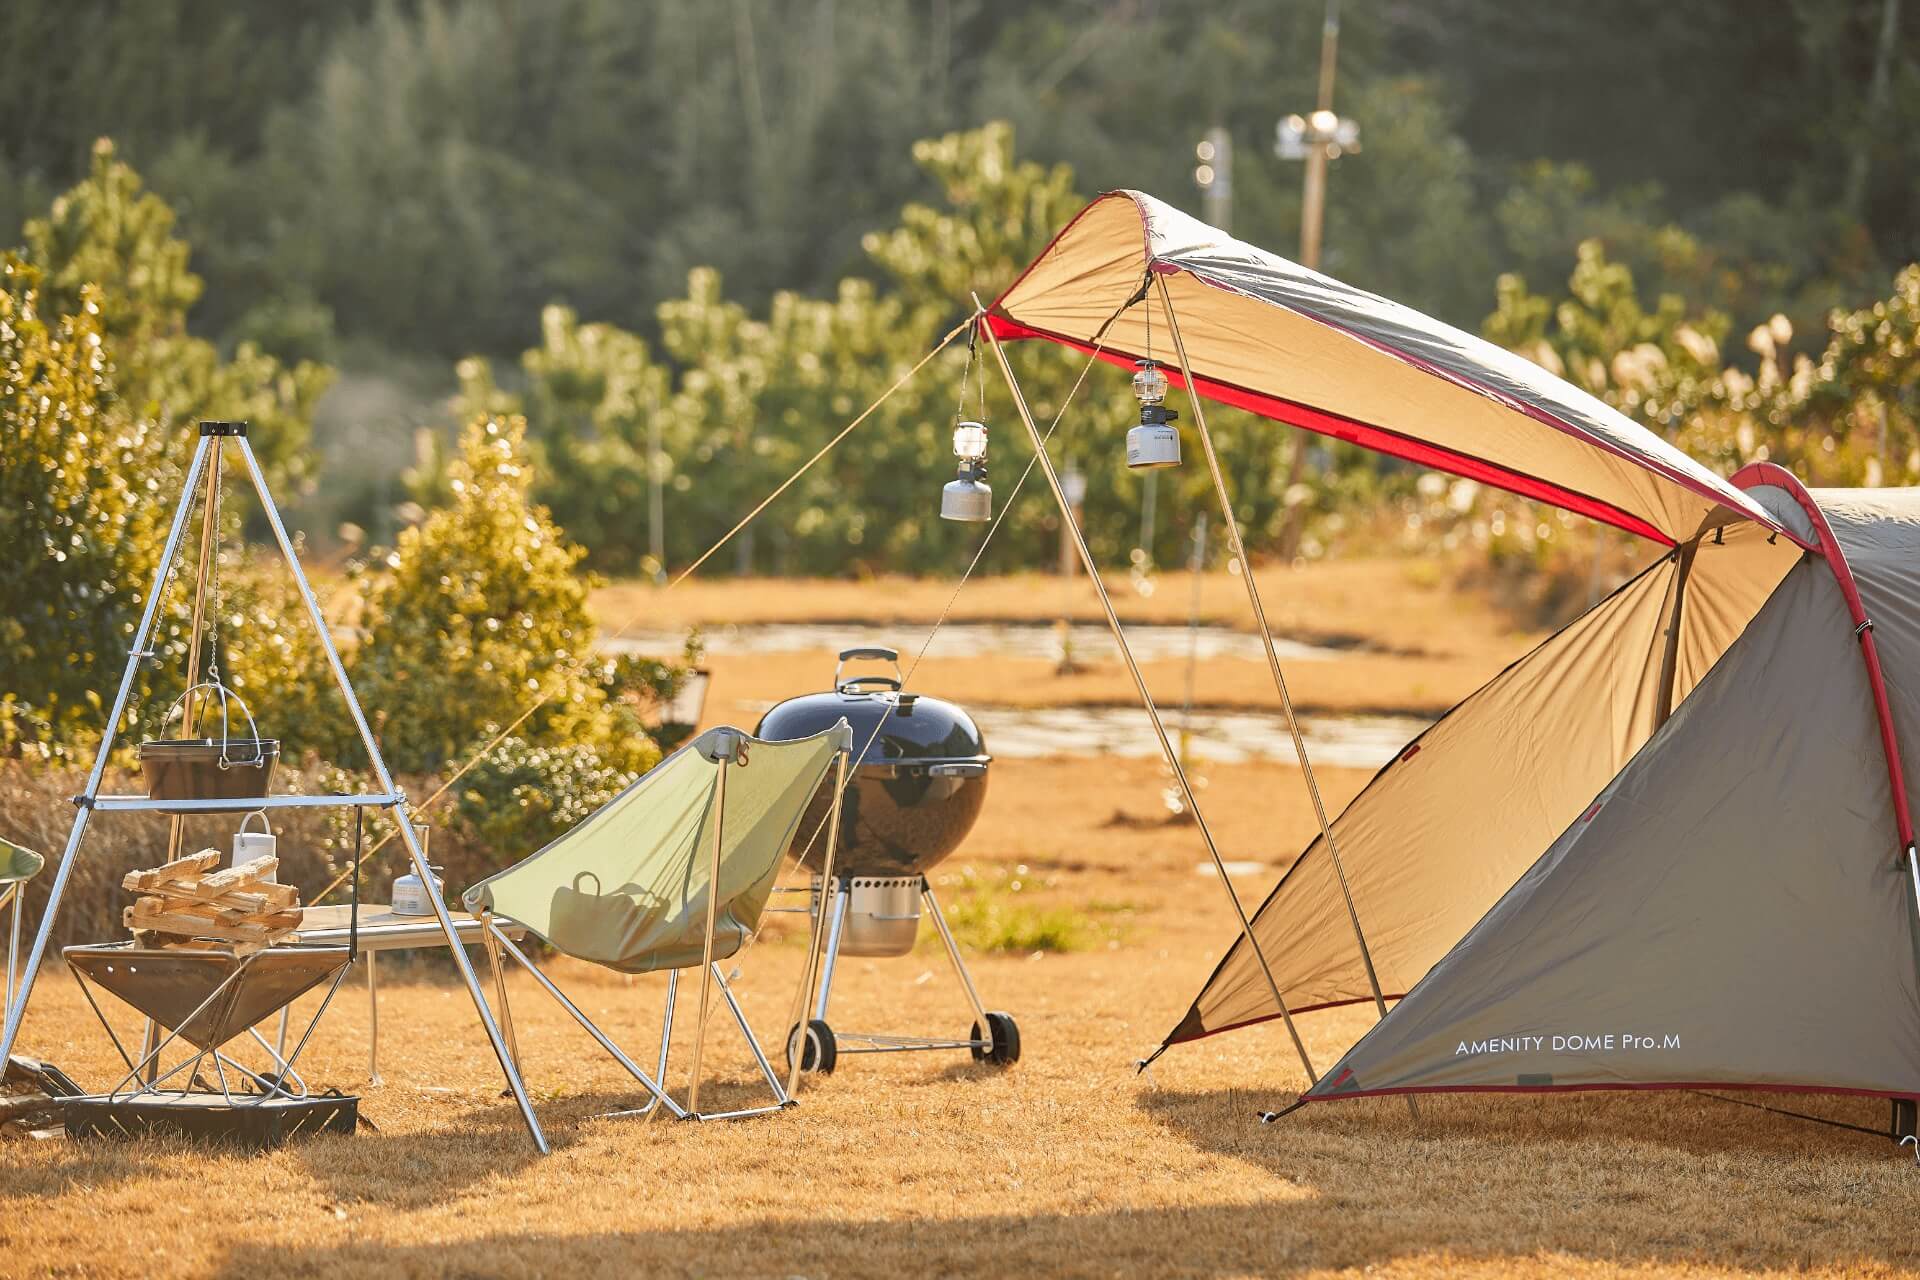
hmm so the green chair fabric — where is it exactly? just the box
[465,722,848,974]
[0,838,43,884]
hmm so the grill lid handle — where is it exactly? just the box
[838,646,899,663]
[836,646,904,694]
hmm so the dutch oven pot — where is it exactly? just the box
[138,682,279,813]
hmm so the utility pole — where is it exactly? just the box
[647,383,666,585]
[1274,0,1360,561]
[1194,126,1233,233]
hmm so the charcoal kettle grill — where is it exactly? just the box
[757,646,1019,1074]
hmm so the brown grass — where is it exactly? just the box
[592,558,1543,660]
[3,755,1914,1278]
[3,578,1914,1279]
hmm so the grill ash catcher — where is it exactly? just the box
[759,647,1019,1074]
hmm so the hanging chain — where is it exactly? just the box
[954,328,976,427]
[1143,283,1154,364]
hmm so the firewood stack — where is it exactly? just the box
[123,850,301,950]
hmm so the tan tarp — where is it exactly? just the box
[1306,515,1920,1098]
[464,723,847,974]
[1162,521,1800,1048]
[990,191,1785,545]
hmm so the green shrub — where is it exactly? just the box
[451,735,636,867]
[338,415,661,779]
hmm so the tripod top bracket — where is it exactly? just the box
[198,421,249,437]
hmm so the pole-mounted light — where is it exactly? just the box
[940,420,992,522]
[1127,359,1181,470]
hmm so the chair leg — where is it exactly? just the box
[713,963,787,1104]
[3,887,18,1014]
[632,967,679,1123]
[489,924,685,1120]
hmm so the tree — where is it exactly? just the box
[0,262,167,753]
[342,415,659,777]
[20,140,332,495]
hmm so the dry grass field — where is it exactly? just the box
[4,568,1917,1279]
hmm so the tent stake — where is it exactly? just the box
[976,302,1320,1087]
[1155,279,1414,1117]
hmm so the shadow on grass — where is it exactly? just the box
[188,1085,1920,1276]
[1137,1083,1897,1163]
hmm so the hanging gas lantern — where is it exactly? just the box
[941,420,992,522]
[1126,359,1182,470]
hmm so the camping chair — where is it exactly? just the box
[464,721,852,1122]
[0,839,44,1015]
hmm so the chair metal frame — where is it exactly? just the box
[475,734,853,1123]
[0,845,44,1019]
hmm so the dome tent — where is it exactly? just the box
[989,192,1920,1128]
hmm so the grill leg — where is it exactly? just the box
[813,879,850,1022]
[922,878,990,1035]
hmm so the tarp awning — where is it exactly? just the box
[988,190,1787,546]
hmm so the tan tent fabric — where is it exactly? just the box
[1305,549,1920,1100]
[464,723,847,974]
[990,192,1787,546]
[1162,522,1799,1048]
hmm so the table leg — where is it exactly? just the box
[481,918,521,1071]
[366,951,383,1086]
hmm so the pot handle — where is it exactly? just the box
[836,646,904,693]
[163,680,266,769]
[238,809,273,837]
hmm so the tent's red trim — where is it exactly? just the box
[984,311,1676,546]
[989,188,1790,546]
[1732,463,1916,854]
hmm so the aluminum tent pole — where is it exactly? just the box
[1156,278,1413,1115]
[0,434,213,1067]
[234,433,548,1154]
[976,304,1319,1086]
[686,748,732,1118]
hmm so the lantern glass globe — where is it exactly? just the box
[952,421,989,461]
[1132,362,1169,406]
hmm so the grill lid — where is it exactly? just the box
[753,646,987,768]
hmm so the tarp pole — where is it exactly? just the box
[1653,540,1697,728]
[1157,277,1410,1116]
[977,300,1320,1086]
